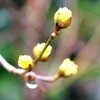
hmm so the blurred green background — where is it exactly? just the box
[0,0,100,100]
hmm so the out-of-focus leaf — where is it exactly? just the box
[0,42,22,64]
[0,72,25,100]
[77,66,100,81]
[46,0,63,19]
[78,0,100,17]
[45,82,70,100]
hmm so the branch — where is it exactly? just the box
[36,73,59,82]
[0,54,25,75]
[0,54,60,82]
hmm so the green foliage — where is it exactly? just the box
[0,42,23,64]
[45,90,69,100]
[0,70,25,100]
[77,0,100,41]
[46,0,63,20]
[77,66,100,81]
[78,0,100,17]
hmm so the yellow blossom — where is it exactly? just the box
[54,7,72,29]
[58,58,78,77]
[18,55,34,69]
[33,43,52,61]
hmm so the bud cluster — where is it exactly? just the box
[17,7,78,79]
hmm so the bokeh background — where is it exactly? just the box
[0,0,100,100]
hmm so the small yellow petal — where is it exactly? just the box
[18,55,34,69]
[33,43,52,61]
[58,58,78,77]
[54,7,72,29]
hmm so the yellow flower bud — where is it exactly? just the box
[58,58,78,77]
[33,43,52,61]
[18,55,34,69]
[54,7,72,30]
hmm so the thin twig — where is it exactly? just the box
[34,32,57,65]
[36,73,59,82]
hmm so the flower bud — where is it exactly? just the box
[58,58,78,77]
[54,7,72,30]
[33,43,52,61]
[18,55,34,69]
